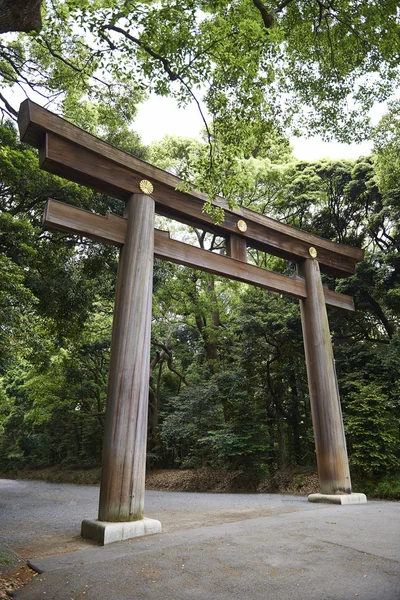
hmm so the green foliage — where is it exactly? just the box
[160,369,270,476]
[160,379,225,468]
[204,370,271,476]
[0,121,118,469]
[0,312,111,470]
[344,382,400,475]
[2,0,400,199]
[373,101,400,196]
[0,253,36,372]
[353,472,400,500]
[370,474,400,500]
[1,107,400,485]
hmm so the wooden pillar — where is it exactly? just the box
[298,257,352,495]
[98,193,154,522]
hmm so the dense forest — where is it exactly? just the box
[0,0,400,496]
[1,121,399,492]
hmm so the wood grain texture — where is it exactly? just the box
[299,258,352,495]
[43,199,125,246]
[43,199,355,311]
[227,234,247,262]
[19,100,364,277]
[98,194,154,522]
[156,232,306,299]
[323,287,355,311]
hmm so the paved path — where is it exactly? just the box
[1,479,399,600]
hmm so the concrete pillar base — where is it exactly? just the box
[308,493,367,505]
[81,517,162,545]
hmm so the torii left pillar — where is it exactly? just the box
[81,193,162,544]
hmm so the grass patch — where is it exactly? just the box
[0,552,13,567]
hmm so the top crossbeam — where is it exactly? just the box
[18,100,364,277]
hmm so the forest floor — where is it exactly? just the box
[0,466,321,495]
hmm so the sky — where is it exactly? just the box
[133,94,376,161]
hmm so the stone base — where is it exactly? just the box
[308,493,367,505]
[81,517,162,545]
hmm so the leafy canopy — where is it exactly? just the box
[1,1,400,210]
[1,0,400,141]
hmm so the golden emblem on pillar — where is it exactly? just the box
[309,247,318,258]
[139,180,154,195]
[236,219,248,233]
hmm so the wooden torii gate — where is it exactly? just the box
[18,100,367,544]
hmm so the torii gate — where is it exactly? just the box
[18,100,367,545]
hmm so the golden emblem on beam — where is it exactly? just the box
[237,219,247,233]
[139,180,154,195]
[309,247,318,258]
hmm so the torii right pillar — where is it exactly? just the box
[298,257,367,505]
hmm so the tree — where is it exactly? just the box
[147,134,399,475]
[344,381,400,476]
[0,0,42,34]
[1,0,399,217]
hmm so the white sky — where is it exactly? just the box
[134,94,377,161]
[134,96,206,144]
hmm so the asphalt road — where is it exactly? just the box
[1,479,399,600]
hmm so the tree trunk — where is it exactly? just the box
[195,278,221,368]
[289,369,302,465]
[277,416,287,469]
[0,0,42,33]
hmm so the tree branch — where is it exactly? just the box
[102,24,214,170]
[0,92,17,119]
[103,25,179,81]
[252,0,293,28]
[152,338,190,386]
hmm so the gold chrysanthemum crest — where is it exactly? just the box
[139,180,154,194]
[236,219,247,233]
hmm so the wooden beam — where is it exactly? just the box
[323,287,355,312]
[44,199,355,311]
[156,231,306,300]
[43,199,125,246]
[19,100,364,277]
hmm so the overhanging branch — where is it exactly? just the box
[251,0,294,28]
